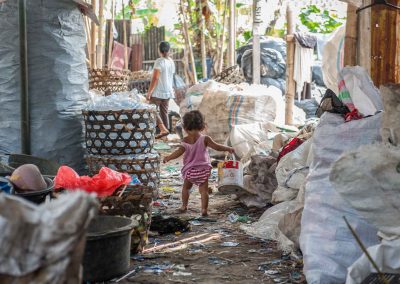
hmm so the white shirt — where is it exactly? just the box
[152,57,176,99]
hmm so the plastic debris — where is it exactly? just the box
[227,212,250,223]
[208,256,228,265]
[221,242,239,247]
[172,272,192,277]
[154,142,172,151]
[189,220,204,226]
[161,186,176,193]
[265,270,280,275]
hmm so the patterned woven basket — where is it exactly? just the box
[86,153,160,190]
[89,69,131,92]
[82,109,156,155]
[99,185,154,253]
[129,79,151,94]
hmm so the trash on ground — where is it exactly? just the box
[221,242,239,247]
[150,215,191,235]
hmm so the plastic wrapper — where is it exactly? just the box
[54,166,131,197]
[86,90,154,111]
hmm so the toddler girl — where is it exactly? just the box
[163,110,234,216]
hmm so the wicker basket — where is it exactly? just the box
[129,79,151,94]
[82,109,156,155]
[89,69,131,92]
[99,185,154,253]
[86,153,160,190]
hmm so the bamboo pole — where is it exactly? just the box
[198,0,207,79]
[180,0,198,84]
[285,4,295,125]
[97,0,104,68]
[107,0,115,69]
[227,0,236,67]
[90,0,97,69]
[252,0,262,84]
[122,0,128,70]
[217,0,228,73]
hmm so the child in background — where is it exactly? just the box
[163,110,234,216]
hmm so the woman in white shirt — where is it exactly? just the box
[146,41,176,139]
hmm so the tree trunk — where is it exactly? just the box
[180,0,198,84]
[198,0,208,79]
[217,0,228,73]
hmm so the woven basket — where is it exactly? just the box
[129,79,151,94]
[82,109,156,155]
[86,154,160,190]
[99,185,154,253]
[89,69,131,92]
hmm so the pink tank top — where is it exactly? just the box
[181,135,212,179]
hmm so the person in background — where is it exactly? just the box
[147,41,175,139]
[163,111,235,216]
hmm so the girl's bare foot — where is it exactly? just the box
[201,211,208,217]
[178,207,188,213]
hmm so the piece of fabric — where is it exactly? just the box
[294,41,314,97]
[111,41,132,70]
[294,32,317,49]
[186,168,211,186]
[150,97,170,129]
[181,135,212,180]
[152,57,176,99]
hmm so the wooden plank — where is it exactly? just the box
[228,0,236,67]
[90,0,97,68]
[97,0,104,68]
[358,0,371,73]
[285,4,295,125]
[370,0,400,86]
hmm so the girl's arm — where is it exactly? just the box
[205,136,234,153]
[163,146,185,163]
[146,69,160,101]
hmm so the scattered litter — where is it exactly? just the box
[189,220,204,226]
[131,255,145,261]
[192,216,217,223]
[154,142,172,151]
[265,270,280,275]
[221,242,239,247]
[142,263,173,274]
[150,215,190,235]
[227,212,250,223]
[172,271,192,277]
[165,165,179,172]
[208,256,228,265]
[161,186,176,193]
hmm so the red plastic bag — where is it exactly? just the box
[277,138,304,163]
[54,166,131,197]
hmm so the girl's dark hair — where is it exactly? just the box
[159,41,170,55]
[182,111,205,131]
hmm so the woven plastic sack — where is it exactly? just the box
[300,113,381,284]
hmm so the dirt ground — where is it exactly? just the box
[116,144,305,284]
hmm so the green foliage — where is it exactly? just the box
[299,5,344,34]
